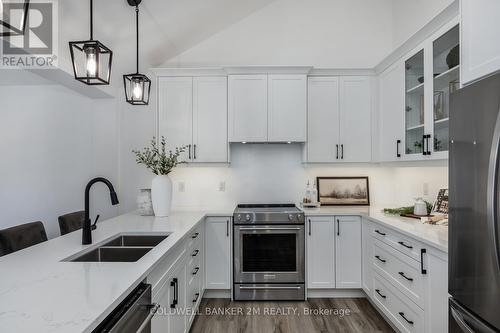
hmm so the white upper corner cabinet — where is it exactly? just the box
[158,77,193,162]
[228,75,268,142]
[339,77,373,162]
[335,216,362,289]
[192,76,228,162]
[267,75,307,142]
[461,0,500,85]
[205,217,231,290]
[307,77,340,163]
[378,62,405,162]
[306,216,335,289]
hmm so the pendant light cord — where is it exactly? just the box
[135,5,139,74]
[90,0,93,40]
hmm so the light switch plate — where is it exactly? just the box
[178,181,185,192]
[219,181,226,192]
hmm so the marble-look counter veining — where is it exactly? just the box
[0,211,218,333]
[301,206,448,253]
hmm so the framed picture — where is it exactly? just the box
[432,188,448,214]
[317,177,370,206]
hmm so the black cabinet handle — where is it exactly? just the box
[396,139,401,158]
[336,145,339,159]
[422,135,427,155]
[427,134,432,155]
[193,144,197,159]
[226,219,229,237]
[337,219,340,236]
[188,144,192,159]
[375,255,387,263]
[399,312,414,325]
[375,289,386,299]
[341,144,344,159]
[191,232,199,239]
[398,241,413,249]
[192,293,200,303]
[192,267,200,275]
[420,249,427,274]
[170,278,178,308]
[308,219,312,236]
[191,249,199,257]
[375,230,386,236]
[398,272,414,281]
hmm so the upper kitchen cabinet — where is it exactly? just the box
[158,76,228,163]
[268,75,307,142]
[228,74,307,143]
[307,76,372,163]
[378,62,405,162]
[228,75,268,142]
[158,77,193,162]
[461,0,500,85]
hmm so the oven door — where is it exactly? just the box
[233,224,305,284]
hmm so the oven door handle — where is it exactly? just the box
[238,227,302,231]
[239,286,302,290]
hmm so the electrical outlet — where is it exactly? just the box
[423,182,429,196]
[178,181,185,193]
[219,181,226,192]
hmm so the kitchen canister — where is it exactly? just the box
[137,188,154,216]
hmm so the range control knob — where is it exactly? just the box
[245,214,251,222]
[297,214,304,221]
[288,214,295,221]
[237,214,242,221]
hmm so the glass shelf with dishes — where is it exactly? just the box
[405,49,425,155]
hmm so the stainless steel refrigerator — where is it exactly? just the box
[449,73,500,332]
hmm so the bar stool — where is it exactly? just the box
[58,211,84,235]
[0,221,48,256]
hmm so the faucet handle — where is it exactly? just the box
[91,214,100,230]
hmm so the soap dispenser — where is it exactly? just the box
[311,180,318,204]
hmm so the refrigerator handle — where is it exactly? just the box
[487,110,500,272]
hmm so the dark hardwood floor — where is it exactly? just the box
[190,298,394,333]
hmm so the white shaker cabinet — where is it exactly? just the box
[339,77,372,162]
[378,62,405,162]
[192,77,228,162]
[205,217,231,289]
[158,77,193,162]
[306,216,336,289]
[362,218,374,294]
[307,77,340,162]
[461,0,500,85]
[307,76,372,163]
[228,75,268,142]
[335,216,362,288]
[158,76,228,163]
[267,75,307,142]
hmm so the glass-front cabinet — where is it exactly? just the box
[405,50,425,155]
[402,22,459,160]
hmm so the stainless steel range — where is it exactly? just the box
[233,204,305,301]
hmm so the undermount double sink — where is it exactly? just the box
[66,234,170,262]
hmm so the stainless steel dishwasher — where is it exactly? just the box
[92,282,159,333]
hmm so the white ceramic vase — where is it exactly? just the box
[151,175,172,217]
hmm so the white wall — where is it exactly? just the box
[121,144,447,212]
[165,0,394,68]
[0,84,119,238]
[391,0,455,48]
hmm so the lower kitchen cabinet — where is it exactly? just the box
[335,216,362,288]
[306,216,336,289]
[205,216,231,289]
[362,218,374,294]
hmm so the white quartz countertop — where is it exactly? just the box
[301,206,448,253]
[0,211,212,333]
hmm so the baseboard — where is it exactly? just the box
[203,289,231,298]
[307,289,366,298]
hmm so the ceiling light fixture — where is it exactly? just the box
[123,0,151,105]
[0,0,29,37]
[69,0,113,85]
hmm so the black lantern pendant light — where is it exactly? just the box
[0,0,29,37]
[69,0,113,85]
[123,0,151,105]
